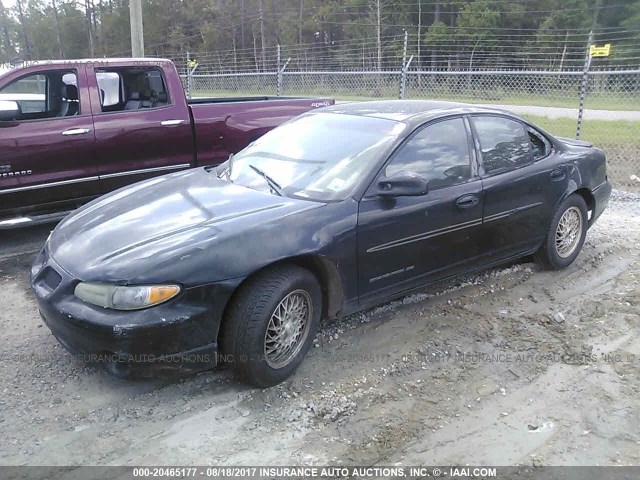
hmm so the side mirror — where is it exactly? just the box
[0,100,20,122]
[372,171,429,197]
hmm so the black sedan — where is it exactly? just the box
[31,100,612,387]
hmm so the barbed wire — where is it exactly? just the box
[166,36,638,74]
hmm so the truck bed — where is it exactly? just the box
[189,97,334,166]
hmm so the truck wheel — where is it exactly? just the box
[221,264,321,388]
[535,194,588,270]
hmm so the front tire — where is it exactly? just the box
[535,194,588,270]
[221,265,321,388]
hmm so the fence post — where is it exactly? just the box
[399,31,408,99]
[276,45,291,97]
[277,45,281,96]
[186,55,199,99]
[576,30,593,139]
[186,51,192,99]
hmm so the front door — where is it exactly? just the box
[0,66,98,218]
[357,116,483,304]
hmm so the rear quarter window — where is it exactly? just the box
[528,128,552,161]
[472,116,532,176]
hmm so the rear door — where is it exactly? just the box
[88,64,193,193]
[470,114,568,260]
[0,65,98,219]
[357,116,484,303]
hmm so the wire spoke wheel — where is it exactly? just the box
[555,206,583,258]
[264,289,312,369]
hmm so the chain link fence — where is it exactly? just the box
[180,67,640,191]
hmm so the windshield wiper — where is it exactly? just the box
[248,164,286,197]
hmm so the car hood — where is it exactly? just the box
[49,168,322,284]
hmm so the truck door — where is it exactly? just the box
[0,65,98,221]
[88,64,193,193]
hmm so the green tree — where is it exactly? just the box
[456,0,502,69]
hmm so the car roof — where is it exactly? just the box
[320,100,516,125]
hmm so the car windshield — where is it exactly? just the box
[225,112,405,201]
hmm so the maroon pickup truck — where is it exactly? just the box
[0,58,333,228]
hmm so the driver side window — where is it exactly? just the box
[0,73,47,116]
[0,70,79,120]
[385,117,472,190]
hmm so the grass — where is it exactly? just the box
[521,115,640,148]
[192,88,638,146]
[190,89,639,185]
[191,88,637,146]
[523,114,639,189]
[191,88,640,111]
[410,93,637,111]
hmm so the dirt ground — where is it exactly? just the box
[0,191,639,468]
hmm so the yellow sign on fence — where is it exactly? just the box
[590,44,611,57]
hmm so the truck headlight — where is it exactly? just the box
[74,282,181,310]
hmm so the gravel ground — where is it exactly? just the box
[0,191,639,467]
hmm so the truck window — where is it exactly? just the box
[94,67,170,113]
[0,70,79,120]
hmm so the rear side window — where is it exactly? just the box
[385,117,472,190]
[94,67,170,113]
[472,116,531,175]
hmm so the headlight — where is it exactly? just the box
[74,282,181,310]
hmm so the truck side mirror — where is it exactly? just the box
[0,100,21,122]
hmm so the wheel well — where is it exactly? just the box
[573,188,595,223]
[287,255,344,320]
[216,255,344,344]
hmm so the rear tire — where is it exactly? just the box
[220,264,321,388]
[535,194,588,270]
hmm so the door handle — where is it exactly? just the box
[161,119,187,126]
[550,168,566,181]
[456,194,479,209]
[61,128,90,136]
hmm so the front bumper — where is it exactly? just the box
[590,178,612,227]
[30,248,239,377]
